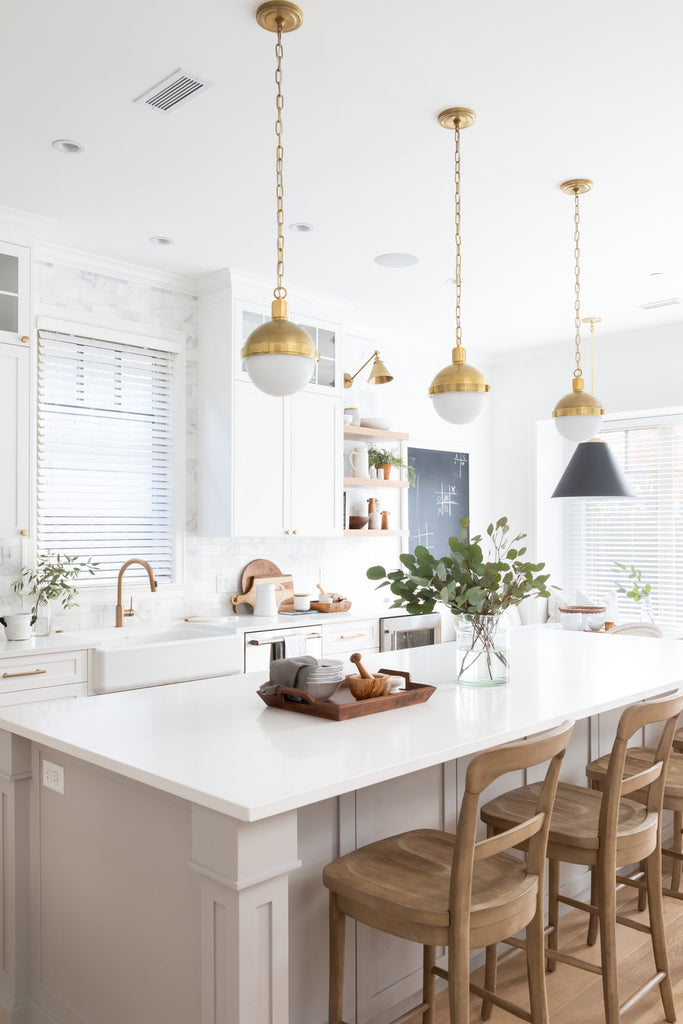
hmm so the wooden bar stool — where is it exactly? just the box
[480,691,683,1024]
[322,721,574,1024]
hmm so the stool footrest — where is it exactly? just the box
[545,947,602,975]
[469,981,533,1023]
[615,913,652,935]
[557,893,599,916]
[620,971,666,1016]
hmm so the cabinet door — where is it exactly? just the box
[288,392,341,537]
[232,380,287,537]
[0,241,30,345]
[0,342,29,536]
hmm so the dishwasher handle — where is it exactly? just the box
[248,633,322,646]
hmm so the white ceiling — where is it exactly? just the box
[3,0,683,354]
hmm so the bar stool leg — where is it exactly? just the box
[526,904,550,1024]
[645,848,676,1022]
[329,893,346,1024]
[587,866,599,945]
[671,810,683,892]
[422,945,436,1024]
[481,943,497,1020]
[597,856,620,1024]
[448,935,471,1024]
[547,858,560,972]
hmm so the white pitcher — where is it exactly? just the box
[0,612,37,641]
[253,582,285,617]
[350,447,369,479]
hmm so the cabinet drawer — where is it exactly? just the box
[322,621,378,655]
[0,649,88,696]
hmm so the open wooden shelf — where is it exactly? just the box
[343,529,408,537]
[343,425,409,441]
[343,476,409,489]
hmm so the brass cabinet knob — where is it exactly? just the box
[20,529,28,536]
[20,336,29,344]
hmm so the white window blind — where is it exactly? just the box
[565,416,683,633]
[37,329,175,585]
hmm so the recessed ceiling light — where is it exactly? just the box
[649,271,664,277]
[374,252,420,268]
[149,236,174,246]
[289,222,314,233]
[51,139,85,154]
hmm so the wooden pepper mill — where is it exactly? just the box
[367,497,381,531]
[381,510,390,530]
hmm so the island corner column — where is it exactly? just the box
[190,804,301,1024]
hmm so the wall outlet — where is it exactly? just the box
[42,760,64,794]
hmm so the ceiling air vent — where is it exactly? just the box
[638,298,681,310]
[134,69,212,114]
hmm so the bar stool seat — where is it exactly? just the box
[482,781,658,863]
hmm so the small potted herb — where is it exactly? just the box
[12,552,99,634]
[367,446,415,484]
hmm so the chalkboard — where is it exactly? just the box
[407,448,469,556]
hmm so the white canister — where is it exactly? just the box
[0,613,37,641]
[293,594,311,612]
[350,447,369,479]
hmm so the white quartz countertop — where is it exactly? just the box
[0,628,681,823]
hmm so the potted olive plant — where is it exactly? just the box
[367,517,552,685]
[367,446,415,484]
[12,552,99,635]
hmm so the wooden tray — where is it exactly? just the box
[310,600,352,613]
[257,670,435,720]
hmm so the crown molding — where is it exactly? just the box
[33,242,198,295]
[0,204,57,246]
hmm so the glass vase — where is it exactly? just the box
[32,604,52,637]
[456,613,510,686]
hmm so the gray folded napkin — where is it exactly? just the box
[259,656,318,696]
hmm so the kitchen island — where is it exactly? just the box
[0,628,681,1024]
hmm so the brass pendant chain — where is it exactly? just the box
[274,20,286,300]
[573,190,583,379]
[454,123,462,347]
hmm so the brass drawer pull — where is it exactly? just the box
[2,668,47,679]
[340,633,365,640]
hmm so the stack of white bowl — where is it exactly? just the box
[299,659,345,700]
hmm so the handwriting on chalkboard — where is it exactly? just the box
[408,448,470,555]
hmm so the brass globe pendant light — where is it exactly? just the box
[552,179,604,441]
[241,2,318,397]
[429,108,489,425]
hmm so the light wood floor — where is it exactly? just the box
[431,878,683,1023]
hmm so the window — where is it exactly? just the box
[36,325,182,586]
[565,414,683,632]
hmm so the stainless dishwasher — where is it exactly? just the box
[243,627,324,672]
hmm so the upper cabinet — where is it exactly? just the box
[198,270,343,538]
[0,241,30,346]
[0,342,30,537]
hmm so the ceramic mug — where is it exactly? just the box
[350,447,369,478]
[0,612,37,641]
[293,594,311,612]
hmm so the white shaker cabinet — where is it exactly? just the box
[0,241,30,346]
[0,342,29,537]
[198,269,343,538]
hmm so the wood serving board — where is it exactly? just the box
[240,559,283,595]
[310,600,352,613]
[257,670,435,721]
[230,574,295,612]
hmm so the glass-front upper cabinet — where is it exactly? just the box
[236,301,340,393]
[0,242,30,345]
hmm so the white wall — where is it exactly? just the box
[490,320,683,589]
[0,252,493,631]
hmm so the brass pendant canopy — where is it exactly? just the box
[242,1,318,397]
[429,107,489,424]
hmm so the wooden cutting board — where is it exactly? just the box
[230,574,295,613]
[240,559,283,594]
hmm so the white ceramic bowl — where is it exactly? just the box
[300,678,343,701]
[360,417,391,430]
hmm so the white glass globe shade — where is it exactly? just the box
[431,390,488,425]
[244,353,315,397]
[554,412,604,443]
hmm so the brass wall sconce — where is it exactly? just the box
[343,351,393,389]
